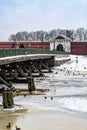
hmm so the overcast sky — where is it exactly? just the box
[0,0,87,41]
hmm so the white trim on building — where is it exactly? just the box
[50,34,72,52]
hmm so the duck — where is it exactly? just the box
[51,96,53,100]
[6,122,11,128]
[16,126,21,130]
[44,96,47,99]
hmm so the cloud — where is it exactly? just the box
[0,0,87,41]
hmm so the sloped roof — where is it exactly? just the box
[50,34,71,42]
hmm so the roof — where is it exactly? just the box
[0,41,50,45]
[50,34,71,42]
[71,41,87,43]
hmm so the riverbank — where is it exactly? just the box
[1,107,86,130]
[21,110,87,130]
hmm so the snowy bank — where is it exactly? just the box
[57,55,87,74]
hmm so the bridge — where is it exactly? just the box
[0,48,70,109]
[0,48,69,83]
[0,52,56,108]
[0,53,55,83]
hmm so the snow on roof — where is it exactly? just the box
[50,34,71,42]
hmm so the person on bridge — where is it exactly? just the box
[19,43,24,48]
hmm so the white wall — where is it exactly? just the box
[50,41,71,52]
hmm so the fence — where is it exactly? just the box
[0,48,69,57]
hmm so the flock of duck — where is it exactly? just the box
[6,122,21,130]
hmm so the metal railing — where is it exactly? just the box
[0,48,69,57]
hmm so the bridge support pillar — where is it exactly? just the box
[38,62,44,76]
[27,73,36,94]
[3,90,8,108]
[23,66,29,73]
[11,69,19,79]
[7,89,14,107]
[2,69,6,79]
[2,89,14,108]
[40,62,52,73]
[29,64,32,74]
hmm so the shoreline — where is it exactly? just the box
[10,108,87,130]
[0,92,87,130]
[0,104,28,115]
[0,104,87,130]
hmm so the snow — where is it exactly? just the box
[0,54,87,113]
[0,105,22,112]
[55,55,87,73]
[55,55,70,61]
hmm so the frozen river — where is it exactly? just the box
[0,55,87,130]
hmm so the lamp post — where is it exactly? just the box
[41,33,44,50]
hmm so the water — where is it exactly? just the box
[32,72,87,115]
[1,70,87,115]
[0,67,87,129]
[7,71,87,115]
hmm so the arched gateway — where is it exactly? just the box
[50,34,71,53]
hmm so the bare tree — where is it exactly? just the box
[9,34,16,41]
[8,27,87,42]
[74,27,85,41]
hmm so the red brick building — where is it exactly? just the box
[71,41,87,55]
[0,41,50,49]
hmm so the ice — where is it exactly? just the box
[1,55,87,114]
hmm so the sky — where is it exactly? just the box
[0,0,87,41]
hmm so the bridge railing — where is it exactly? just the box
[0,48,69,57]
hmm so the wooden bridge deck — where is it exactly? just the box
[0,54,55,65]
